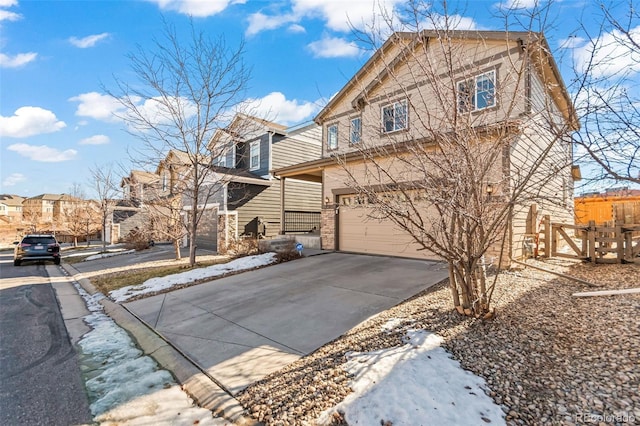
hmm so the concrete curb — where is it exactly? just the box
[60,262,259,426]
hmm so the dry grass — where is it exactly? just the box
[90,258,226,294]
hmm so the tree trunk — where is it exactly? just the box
[173,238,182,261]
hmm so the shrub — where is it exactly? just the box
[274,239,302,263]
[123,227,152,251]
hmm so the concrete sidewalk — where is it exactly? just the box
[124,253,448,395]
[57,262,255,424]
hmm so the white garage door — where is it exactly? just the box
[337,195,436,260]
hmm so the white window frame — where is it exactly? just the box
[457,70,496,112]
[249,141,260,170]
[162,173,167,191]
[350,117,361,144]
[381,99,408,133]
[327,124,338,150]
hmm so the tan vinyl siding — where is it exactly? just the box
[272,138,321,170]
[509,69,574,260]
[235,179,321,238]
[321,38,528,158]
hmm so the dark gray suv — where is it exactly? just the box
[13,234,61,266]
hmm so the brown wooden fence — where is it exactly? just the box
[539,215,640,264]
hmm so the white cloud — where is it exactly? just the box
[2,172,25,187]
[308,36,360,58]
[288,23,306,34]
[292,0,403,33]
[0,107,66,138]
[244,92,319,125]
[69,33,110,48]
[559,36,586,49]
[496,0,540,9]
[247,0,403,36]
[246,12,296,37]
[0,9,20,21]
[0,52,37,68]
[146,0,244,17]
[79,134,110,145]
[421,14,479,31]
[570,26,640,78]
[69,92,125,122]
[0,0,20,22]
[7,143,78,162]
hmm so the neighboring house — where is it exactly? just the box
[575,187,640,225]
[276,30,579,262]
[0,195,24,223]
[121,170,160,204]
[22,194,59,227]
[193,114,322,251]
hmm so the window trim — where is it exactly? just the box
[457,70,497,112]
[327,123,338,150]
[350,116,362,145]
[381,99,408,134]
[249,140,260,171]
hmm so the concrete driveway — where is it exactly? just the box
[124,252,448,394]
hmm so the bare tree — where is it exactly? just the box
[325,1,577,316]
[61,184,99,247]
[570,1,640,186]
[108,19,251,267]
[91,163,121,252]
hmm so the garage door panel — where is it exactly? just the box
[338,202,436,260]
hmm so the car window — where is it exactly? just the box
[23,237,57,245]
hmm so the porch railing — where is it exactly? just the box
[283,210,321,234]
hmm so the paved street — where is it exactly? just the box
[0,252,91,426]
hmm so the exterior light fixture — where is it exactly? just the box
[486,183,494,195]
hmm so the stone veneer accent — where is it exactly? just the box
[320,207,335,250]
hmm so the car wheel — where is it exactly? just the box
[54,258,61,265]
[13,259,21,266]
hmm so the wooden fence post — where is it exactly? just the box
[624,228,632,262]
[543,215,551,258]
[615,221,624,263]
[588,220,596,263]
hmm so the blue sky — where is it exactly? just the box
[0,0,634,197]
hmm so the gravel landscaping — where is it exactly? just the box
[237,258,640,425]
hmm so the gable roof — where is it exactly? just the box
[315,30,578,130]
[0,194,25,206]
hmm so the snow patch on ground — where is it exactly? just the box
[109,252,278,302]
[318,324,505,426]
[84,249,136,261]
[72,281,224,424]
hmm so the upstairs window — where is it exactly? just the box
[327,124,338,150]
[249,141,260,170]
[217,153,226,167]
[457,70,496,112]
[350,117,361,144]
[381,99,408,133]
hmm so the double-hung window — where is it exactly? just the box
[350,117,361,144]
[327,124,338,150]
[249,141,260,170]
[457,70,496,112]
[381,99,408,133]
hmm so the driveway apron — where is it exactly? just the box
[124,253,448,394]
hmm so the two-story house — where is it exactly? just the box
[276,30,579,263]
[22,194,59,228]
[195,114,322,251]
[125,115,322,252]
[0,195,24,223]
